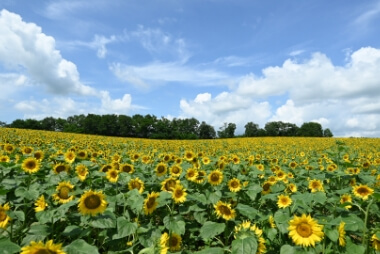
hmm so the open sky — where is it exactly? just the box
[1,0,380,137]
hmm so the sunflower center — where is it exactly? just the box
[357,187,369,195]
[165,180,177,191]
[58,186,71,199]
[102,165,112,172]
[0,211,7,221]
[172,166,180,174]
[122,165,132,173]
[110,171,118,178]
[187,171,195,177]
[35,250,56,254]
[26,161,36,169]
[170,236,179,247]
[311,182,320,189]
[263,183,271,191]
[211,173,220,182]
[55,165,66,173]
[231,181,239,188]
[219,205,231,216]
[146,197,156,208]
[175,189,183,198]
[296,223,313,237]
[157,165,166,173]
[131,181,141,189]
[84,194,101,209]
[35,153,42,160]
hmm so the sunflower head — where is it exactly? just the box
[168,233,182,252]
[20,240,66,254]
[228,178,242,192]
[78,190,107,216]
[352,184,374,200]
[185,168,198,182]
[75,164,89,181]
[34,195,48,212]
[161,178,180,192]
[170,164,182,177]
[128,178,145,194]
[208,170,223,186]
[120,163,134,174]
[64,151,76,164]
[106,168,119,183]
[155,163,168,177]
[53,181,75,204]
[308,179,324,192]
[143,192,160,215]
[0,203,11,229]
[214,200,236,220]
[172,184,187,203]
[288,214,324,247]
[33,150,44,161]
[53,163,70,174]
[22,157,41,174]
[277,194,292,209]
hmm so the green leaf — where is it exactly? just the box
[62,225,84,237]
[9,210,25,222]
[236,203,257,220]
[64,239,100,254]
[0,238,21,254]
[157,191,172,208]
[163,216,186,235]
[199,221,225,241]
[126,189,144,213]
[193,212,207,225]
[313,192,327,205]
[231,237,257,254]
[267,228,278,241]
[280,244,295,254]
[14,187,27,198]
[90,217,116,229]
[28,224,50,236]
[207,190,222,204]
[194,247,225,254]
[189,193,208,205]
[138,245,155,254]
[114,217,138,239]
[345,239,365,254]
[325,228,339,242]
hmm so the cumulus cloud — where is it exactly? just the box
[179,47,380,137]
[0,9,96,96]
[99,91,132,114]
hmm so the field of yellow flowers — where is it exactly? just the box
[0,128,379,254]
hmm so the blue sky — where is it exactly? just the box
[1,0,380,137]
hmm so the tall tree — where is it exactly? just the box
[244,122,259,137]
[198,121,216,139]
[323,128,333,137]
[298,122,323,137]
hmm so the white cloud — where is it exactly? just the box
[99,91,132,114]
[0,9,96,96]
[109,61,229,89]
[179,47,380,137]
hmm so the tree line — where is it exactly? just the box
[1,114,333,139]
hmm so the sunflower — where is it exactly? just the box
[22,157,40,174]
[161,177,180,192]
[106,168,119,183]
[53,181,75,204]
[288,214,324,247]
[0,203,10,228]
[120,163,134,174]
[78,190,107,216]
[277,194,292,208]
[208,170,223,186]
[142,155,151,164]
[34,195,48,212]
[128,178,145,194]
[53,163,70,174]
[261,181,272,195]
[276,170,287,181]
[159,232,169,254]
[3,144,14,153]
[286,183,297,193]
[202,156,211,165]
[0,155,10,163]
[338,222,346,247]
[234,221,266,254]
[352,184,374,200]
[21,146,33,155]
[170,164,182,177]
[308,179,324,192]
[155,163,168,177]
[100,164,113,173]
[256,164,265,171]
[75,164,89,181]
[185,168,198,182]
[143,192,159,215]
[289,161,297,169]
[184,150,195,161]
[372,234,380,251]
[172,185,187,203]
[214,200,236,220]
[20,240,66,254]
[64,150,76,164]
[340,194,352,209]
[269,215,276,228]
[195,170,207,184]
[168,233,182,251]
[228,178,242,192]
[33,150,44,161]
[76,150,88,160]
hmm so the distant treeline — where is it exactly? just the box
[1,114,333,139]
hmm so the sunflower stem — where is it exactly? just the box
[362,198,373,253]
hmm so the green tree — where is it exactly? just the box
[323,128,333,137]
[298,122,323,137]
[244,122,259,137]
[198,121,216,139]
[218,122,236,138]
[40,117,56,131]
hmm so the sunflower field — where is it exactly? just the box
[0,128,379,254]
